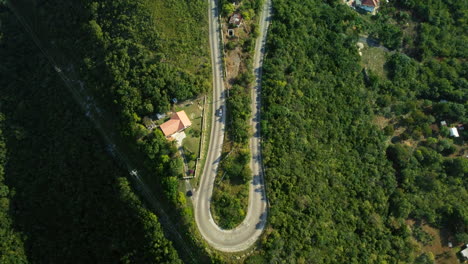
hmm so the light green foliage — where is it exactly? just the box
[241,9,255,21]
[259,0,467,262]
[393,0,467,59]
[212,148,251,228]
[259,1,409,262]
[367,0,468,256]
[222,3,235,16]
[145,0,210,74]
[0,115,28,263]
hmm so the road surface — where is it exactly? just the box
[194,0,272,252]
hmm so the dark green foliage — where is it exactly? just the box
[384,124,394,136]
[0,1,198,262]
[386,142,468,230]
[211,189,245,229]
[221,0,263,17]
[393,0,467,60]
[0,114,28,263]
[414,253,435,264]
[259,0,467,262]
[369,13,403,50]
[212,149,251,228]
[0,11,181,261]
[413,225,434,245]
[227,84,252,144]
[15,0,209,204]
[387,144,412,172]
[259,0,413,262]
[444,158,468,178]
[363,1,468,246]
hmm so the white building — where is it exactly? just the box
[449,127,459,138]
[156,113,166,120]
[461,246,468,259]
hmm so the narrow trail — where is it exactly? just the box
[193,0,272,252]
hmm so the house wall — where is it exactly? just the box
[360,5,375,12]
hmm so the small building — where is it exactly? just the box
[440,121,447,126]
[229,13,243,27]
[160,111,192,137]
[355,0,379,13]
[461,246,468,260]
[155,113,166,120]
[449,127,459,138]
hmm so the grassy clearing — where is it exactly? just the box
[176,99,204,156]
[190,94,213,188]
[145,0,210,75]
[406,220,461,264]
[361,46,388,79]
[152,98,205,175]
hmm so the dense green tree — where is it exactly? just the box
[0,0,211,262]
[258,0,467,262]
[0,114,28,263]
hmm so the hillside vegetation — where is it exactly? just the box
[0,0,212,262]
[8,0,210,199]
[253,0,467,263]
[0,115,27,263]
[211,0,263,229]
[0,6,182,263]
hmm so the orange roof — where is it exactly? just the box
[362,0,378,7]
[174,111,192,128]
[159,111,192,137]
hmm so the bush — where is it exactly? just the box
[384,124,395,136]
[226,41,236,50]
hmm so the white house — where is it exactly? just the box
[449,127,459,138]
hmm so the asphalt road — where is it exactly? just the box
[193,0,272,252]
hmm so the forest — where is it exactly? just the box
[0,4,183,263]
[1,0,467,262]
[6,0,211,198]
[250,0,467,263]
[0,0,213,263]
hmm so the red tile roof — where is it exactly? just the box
[174,111,192,128]
[159,111,192,137]
[361,0,379,7]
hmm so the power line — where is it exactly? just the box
[6,2,199,263]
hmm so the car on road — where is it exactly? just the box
[217,108,223,117]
